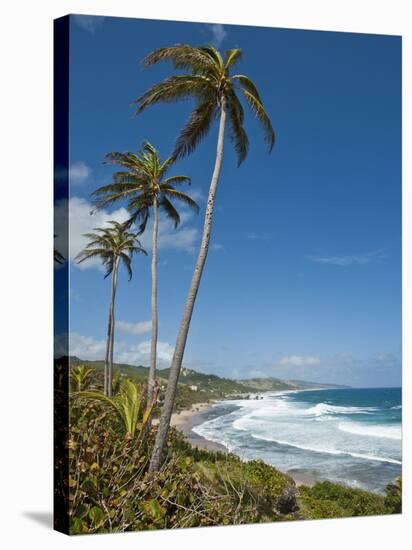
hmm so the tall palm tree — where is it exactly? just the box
[75,221,146,396]
[92,141,199,404]
[135,45,275,471]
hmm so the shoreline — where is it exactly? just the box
[169,400,318,487]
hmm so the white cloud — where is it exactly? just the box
[308,249,387,266]
[205,23,227,47]
[55,332,174,367]
[70,162,91,185]
[116,340,174,366]
[54,332,107,361]
[73,15,105,34]
[117,320,151,335]
[279,355,321,367]
[54,197,200,271]
[54,197,129,270]
[127,208,199,254]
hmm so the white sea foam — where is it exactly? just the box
[191,390,402,492]
[250,434,401,465]
[304,403,377,416]
[338,421,401,440]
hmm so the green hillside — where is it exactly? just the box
[237,377,298,391]
[65,357,344,408]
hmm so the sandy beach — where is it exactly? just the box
[168,401,316,486]
[170,402,227,452]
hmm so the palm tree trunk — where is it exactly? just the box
[147,195,159,404]
[149,100,227,471]
[104,303,112,395]
[107,257,119,398]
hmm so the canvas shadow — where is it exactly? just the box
[23,511,53,530]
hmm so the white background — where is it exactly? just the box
[0,1,410,548]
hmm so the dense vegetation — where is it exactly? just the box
[64,364,401,534]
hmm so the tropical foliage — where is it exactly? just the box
[70,365,93,392]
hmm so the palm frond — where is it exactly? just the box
[241,89,275,151]
[161,189,200,214]
[159,196,180,228]
[232,74,263,103]
[173,99,218,159]
[142,44,215,73]
[135,75,212,114]
[104,151,144,170]
[119,253,133,281]
[159,155,176,178]
[162,175,191,187]
[226,90,249,165]
[125,204,150,234]
[200,45,224,70]
[225,49,242,69]
[92,182,142,197]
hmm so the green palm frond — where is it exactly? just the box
[142,44,215,72]
[136,44,276,164]
[92,142,199,235]
[226,90,249,165]
[161,188,200,214]
[162,175,192,186]
[241,89,275,151]
[173,99,218,159]
[159,196,180,228]
[232,74,263,102]
[79,379,143,438]
[225,49,242,69]
[135,75,212,114]
[200,45,224,70]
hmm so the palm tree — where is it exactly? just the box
[75,221,146,396]
[135,45,275,471]
[92,141,199,404]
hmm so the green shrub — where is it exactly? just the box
[299,480,387,519]
[384,477,402,514]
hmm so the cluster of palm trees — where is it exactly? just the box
[74,44,275,471]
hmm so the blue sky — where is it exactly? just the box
[55,15,401,387]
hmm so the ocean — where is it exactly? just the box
[192,387,402,493]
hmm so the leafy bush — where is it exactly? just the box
[384,476,402,514]
[299,480,387,519]
[68,398,299,533]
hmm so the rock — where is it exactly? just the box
[277,486,299,514]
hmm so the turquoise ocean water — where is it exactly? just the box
[193,387,401,493]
